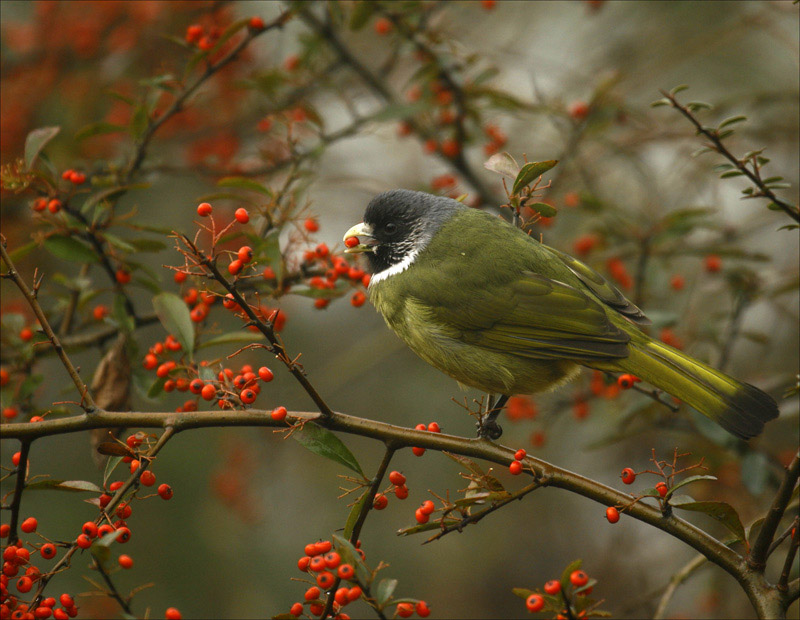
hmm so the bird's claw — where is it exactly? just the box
[477,418,503,440]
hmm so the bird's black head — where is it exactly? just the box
[355,190,464,277]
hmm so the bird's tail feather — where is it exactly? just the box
[598,340,778,440]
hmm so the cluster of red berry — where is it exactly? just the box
[373,470,410,511]
[524,568,594,617]
[410,421,441,457]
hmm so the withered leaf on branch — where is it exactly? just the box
[89,335,131,467]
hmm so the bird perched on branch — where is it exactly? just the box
[343,190,778,440]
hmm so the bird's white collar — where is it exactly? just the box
[369,250,419,287]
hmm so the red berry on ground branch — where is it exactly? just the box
[389,471,406,486]
[373,494,388,510]
[415,508,429,524]
[514,449,527,461]
[158,484,173,500]
[118,554,134,569]
[419,500,435,515]
[416,601,431,617]
[606,506,620,523]
[234,208,250,224]
[509,460,522,475]
[196,202,212,217]
[165,608,182,620]
[656,481,668,498]
[337,564,354,580]
[20,517,37,534]
[40,543,56,560]
[271,406,287,421]
[397,603,414,618]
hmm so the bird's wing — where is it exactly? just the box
[420,271,631,361]
[543,245,650,325]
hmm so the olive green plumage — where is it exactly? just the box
[353,195,778,440]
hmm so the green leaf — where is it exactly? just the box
[43,236,99,263]
[665,474,717,498]
[512,160,558,195]
[25,479,103,493]
[333,534,371,586]
[343,490,370,540]
[103,233,137,253]
[670,84,690,95]
[24,126,60,170]
[293,423,364,476]
[686,101,712,111]
[669,498,746,542]
[720,170,744,178]
[129,239,167,252]
[217,176,272,195]
[75,122,126,141]
[483,152,519,179]
[81,184,149,215]
[197,331,265,350]
[153,292,195,358]
[375,579,397,608]
[526,202,557,218]
[130,105,149,139]
[512,588,535,600]
[17,374,43,401]
[104,456,123,487]
[718,115,747,129]
[650,98,671,108]
[147,377,167,399]
[746,516,765,552]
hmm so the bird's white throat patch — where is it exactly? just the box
[369,250,419,287]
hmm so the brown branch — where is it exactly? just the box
[1,237,97,412]
[777,517,799,591]
[92,555,134,616]
[749,450,800,570]
[653,554,708,619]
[659,89,799,224]
[4,439,31,545]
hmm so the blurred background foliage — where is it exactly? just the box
[1,1,798,618]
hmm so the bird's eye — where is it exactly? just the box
[384,222,397,235]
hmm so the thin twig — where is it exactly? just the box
[660,89,799,224]
[5,440,31,545]
[653,554,708,619]
[1,237,97,412]
[749,450,800,570]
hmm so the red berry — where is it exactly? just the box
[388,471,406,486]
[297,556,311,571]
[568,101,590,120]
[40,543,56,560]
[158,484,173,500]
[351,291,366,307]
[704,254,722,273]
[115,526,131,543]
[115,269,131,284]
[427,422,441,433]
[196,202,212,216]
[324,552,341,569]
[140,470,156,486]
[185,24,203,43]
[0,368,9,386]
[617,374,636,389]
[47,199,62,213]
[397,603,414,618]
[237,246,253,263]
[373,494,388,510]
[509,461,523,475]
[189,378,204,394]
[440,138,460,158]
[82,521,97,538]
[620,468,636,485]
[240,389,256,404]
[570,570,589,587]
[234,208,250,224]
[304,218,319,232]
[412,446,426,457]
[290,602,303,617]
[348,585,362,602]
[309,556,326,572]
[655,481,668,498]
[92,305,109,321]
[514,449,527,461]
[315,243,329,258]
[305,586,321,601]
[118,554,133,569]
[16,576,32,593]
[670,274,685,290]
[248,16,265,31]
[19,327,33,342]
[228,259,243,275]
[165,608,182,620]
[416,601,431,617]
[606,506,620,523]
[544,579,561,595]
[316,571,335,589]
[337,564,354,580]
[374,17,392,35]
[258,367,274,382]
[271,406,287,421]
[481,0,497,9]
[526,594,544,612]
[344,236,359,248]
[419,500,435,515]
[20,518,37,534]
[201,383,216,401]
[415,508,429,524]
[76,534,92,549]
[394,485,409,499]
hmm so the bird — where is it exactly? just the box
[342,189,779,440]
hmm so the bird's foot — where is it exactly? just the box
[477,418,503,440]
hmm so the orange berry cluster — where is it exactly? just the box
[302,247,370,310]
[292,539,363,619]
[523,568,594,616]
[509,448,527,475]
[410,422,441,457]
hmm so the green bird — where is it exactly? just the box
[343,190,779,440]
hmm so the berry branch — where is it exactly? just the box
[657,88,799,224]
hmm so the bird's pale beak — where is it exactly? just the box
[343,222,375,254]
